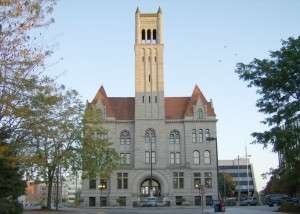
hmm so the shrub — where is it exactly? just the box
[278,202,300,213]
[0,199,23,214]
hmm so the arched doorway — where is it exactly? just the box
[140,178,161,197]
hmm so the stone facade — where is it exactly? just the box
[81,7,218,207]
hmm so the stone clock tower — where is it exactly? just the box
[135,7,164,120]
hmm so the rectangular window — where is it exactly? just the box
[123,173,128,189]
[193,172,201,188]
[151,151,156,163]
[89,197,96,207]
[96,132,108,140]
[120,153,130,165]
[194,196,201,206]
[145,151,156,164]
[204,172,212,188]
[169,134,175,144]
[117,196,126,206]
[192,129,197,143]
[117,173,122,189]
[170,152,175,164]
[175,152,180,164]
[117,172,128,189]
[145,151,150,164]
[175,196,183,206]
[89,179,96,189]
[173,172,184,189]
[100,197,107,207]
[206,195,213,206]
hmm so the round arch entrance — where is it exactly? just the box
[140,178,161,197]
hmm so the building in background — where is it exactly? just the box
[19,181,47,207]
[81,8,219,207]
[219,158,257,199]
[62,171,82,205]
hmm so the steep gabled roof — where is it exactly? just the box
[184,84,216,117]
[90,85,215,120]
[91,85,114,117]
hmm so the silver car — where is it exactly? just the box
[143,196,158,207]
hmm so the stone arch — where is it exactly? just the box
[131,171,170,196]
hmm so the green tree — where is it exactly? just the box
[0,1,57,210]
[235,36,300,187]
[0,133,26,214]
[218,173,236,198]
[0,0,57,137]
[264,165,300,196]
[17,79,83,210]
[81,105,119,180]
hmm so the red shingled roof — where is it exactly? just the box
[108,97,135,120]
[165,97,190,119]
[90,85,215,120]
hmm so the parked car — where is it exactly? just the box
[239,199,251,206]
[285,197,300,206]
[239,198,258,206]
[249,198,258,206]
[142,196,158,207]
[265,194,288,207]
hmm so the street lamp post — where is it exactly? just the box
[150,136,153,197]
[206,136,220,201]
[98,182,106,207]
[195,183,205,214]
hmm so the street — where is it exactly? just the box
[24,206,286,214]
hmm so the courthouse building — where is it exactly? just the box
[81,8,219,207]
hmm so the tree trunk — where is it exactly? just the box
[47,175,54,210]
[55,166,59,210]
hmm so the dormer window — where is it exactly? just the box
[197,108,204,119]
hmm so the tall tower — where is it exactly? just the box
[135,7,164,120]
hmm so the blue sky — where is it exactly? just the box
[45,0,300,191]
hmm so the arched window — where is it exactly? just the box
[141,29,145,41]
[169,130,180,144]
[145,128,156,144]
[197,108,204,119]
[120,130,131,145]
[205,129,210,141]
[152,29,157,43]
[193,150,200,165]
[147,29,151,41]
[198,129,203,143]
[204,150,211,164]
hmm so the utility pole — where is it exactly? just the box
[246,146,250,199]
[237,155,240,205]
